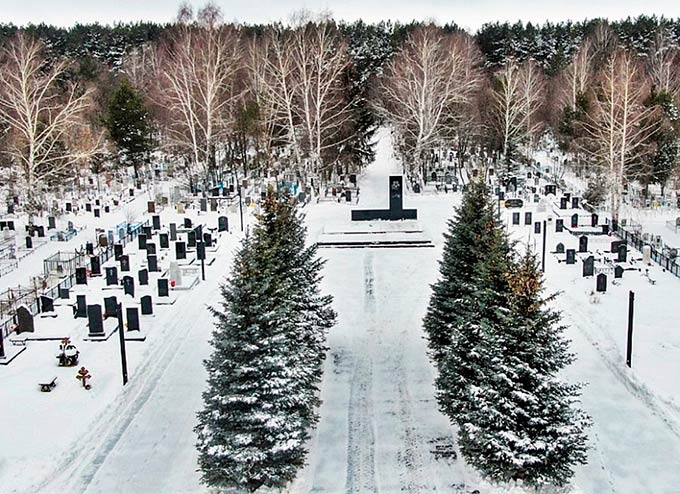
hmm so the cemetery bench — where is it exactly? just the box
[38,377,57,392]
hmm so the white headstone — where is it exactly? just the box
[177,203,185,214]
[643,245,651,265]
[169,262,183,286]
[537,199,547,213]
[2,227,10,240]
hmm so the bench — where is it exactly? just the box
[39,377,57,392]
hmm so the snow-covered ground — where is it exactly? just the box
[2,129,680,493]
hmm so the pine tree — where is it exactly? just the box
[105,78,153,179]
[195,191,335,492]
[457,250,590,487]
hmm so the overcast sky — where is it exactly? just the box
[3,0,680,32]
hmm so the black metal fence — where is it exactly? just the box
[608,219,680,279]
[0,220,149,341]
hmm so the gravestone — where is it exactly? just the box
[351,175,417,221]
[512,212,520,225]
[87,305,104,336]
[99,235,108,248]
[210,199,217,212]
[200,198,207,212]
[143,226,152,238]
[48,216,56,229]
[643,245,652,265]
[147,201,156,213]
[146,243,157,256]
[169,223,177,241]
[59,287,70,299]
[534,222,541,234]
[85,203,92,212]
[177,203,185,214]
[596,273,607,292]
[556,242,565,254]
[159,233,169,249]
[524,212,532,225]
[120,255,130,272]
[203,232,212,247]
[147,255,158,272]
[601,224,610,235]
[138,268,149,285]
[138,233,147,250]
[617,244,628,263]
[175,242,186,260]
[41,295,54,313]
[126,307,140,331]
[218,216,228,232]
[75,295,87,318]
[66,202,72,212]
[105,266,118,286]
[86,242,94,255]
[560,197,568,209]
[152,215,161,230]
[129,188,135,197]
[107,230,114,246]
[564,192,571,202]
[572,197,580,209]
[184,218,192,229]
[544,184,557,195]
[591,213,599,227]
[615,265,624,279]
[579,235,588,253]
[25,236,32,249]
[583,256,594,277]
[571,213,579,228]
[104,205,110,213]
[94,209,100,218]
[104,296,119,318]
[555,219,564,233]
[188,230,197,248]
[114,243,123,261]
[566,249,576,265]
[91,256,101,275]
[197,241,206,261]
[158,278,169,297]
[141,295,153,315]
[16,306,34,333]
[169,262,183,286]
[611,240,626,253]
[95,199,100,206]
[75,267,88,285]
[122,274,135,297]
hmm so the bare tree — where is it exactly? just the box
[562,38,594,111]
[375,26,481,176]
[491,59,543,172]
[0,33,101,217]
[581,49,658,222]
[647,29,680,97]
[155,3,241,187]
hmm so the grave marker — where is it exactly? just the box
[169,223,177,241]
[126,307,140,331]
[120,255,130,272]
[105,266,118,286]
[158,278,169,297]
[152,215,161,230]
[17,306,34,333]
[617,244,628,263]
[615,265,624,279]
[123,276,135,297]
[91,256,101,275]
[555,219,564,233]
[147,255,158,272]
[40,295,54,313]
[556,242,565,254]
[159,233,169,249]
[175,242,186,260]
[218,216,228,232]
[579,235,588,253]
[75,267,88,285]
[596,273,607,292]
[141,295,153,315]
[571,213,579,228]
[524,212,532,225]
[104,296,119,318]
[138,234,147,250]
[75,295,87,318]
[87,304,104,336]
[583,256,594,277]
[114,243,123,261]
[138,268,149,285]
[566,249,576,265]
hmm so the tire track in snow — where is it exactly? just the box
[344,251,379,494]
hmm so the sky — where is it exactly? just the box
[2,0,680,32]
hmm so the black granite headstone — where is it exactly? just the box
[591,213,599,227]
[146,243,157,256]
[138,268,149,285]
[158,278,169,297]
[200,198,207,212]
[90,256,101,276]
[184,218,192,229]
[566,249,576,265]
[94,209,100,218]
[560,197,568,209]
[583,256,594,277]
[611,240,626,253]
[40,295,54,313]
[25,236,32,249]
[169,223,177,241]
[556,242,565,254]
[147,255,158,272]
[126,307,140,331]
[86,242,94,255]
[614,265,624,279]
[572,197,579,209]
[512,212,520,225]
[175,242,186,260]
[534,222,541,234]
[197,241,206,260]
[571,213,579,228]
[218,216,228,232]
[85,203,92,212]
[210,199,217,212]
[152,215,161,230]
[147,201,156,213]
[104,296,119,318]
[114,243,123,261]
[203,232,212,247]
[596,273,607,292]
[66,202,72,212]
[143,226,152,238]
[555,219,564,233]
[75,266,87,285]
[524,212,532,225]
[188,230,197,248]
[106,266,118,286]
[16,306,34,333]
[123,276,135,297]
[120,255,130,272]
[138,233,147,250]
[141,295,153,315]
[75,295,87,318]
[617,244,628,262]
[579,235,588,253]
[87,304,104,336]
[59,287,70,299]
[159,233,169,249]
[48,216,56,229]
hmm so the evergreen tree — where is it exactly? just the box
[195,191,335,492]
[457,250,590,487]
[105,78,153,179]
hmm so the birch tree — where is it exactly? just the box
[0,33,101,216]
[581,49,658,222]
[375,26,481,176]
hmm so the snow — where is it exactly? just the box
[2,129,680,493]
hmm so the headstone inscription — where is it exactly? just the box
[105,266,118,286]
[119,255,130,272]
[123,276,135,297]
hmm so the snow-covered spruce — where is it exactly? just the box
[195,191,335,492]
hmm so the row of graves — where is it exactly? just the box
[0,206,233,377]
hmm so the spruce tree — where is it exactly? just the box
[195,191,335,492]
[457,250,590,487]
